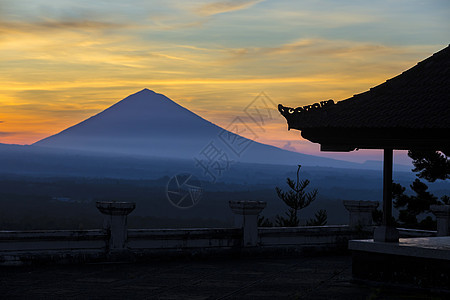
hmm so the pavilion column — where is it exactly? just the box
[374,148,399,242]
[383,148,393,226]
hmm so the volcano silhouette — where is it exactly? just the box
[34,89,355,167]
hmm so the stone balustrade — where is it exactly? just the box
[0,199,439,265]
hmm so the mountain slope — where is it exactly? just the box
[34,89,358,168]
[35,89,221,157]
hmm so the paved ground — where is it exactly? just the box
[0,255,446,299]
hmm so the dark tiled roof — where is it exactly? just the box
[279,45,450,130]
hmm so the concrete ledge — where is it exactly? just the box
[259,225,349,234]
[0,250,106,266]
[398,228,436,238]
[0,229,105,240]
[350,237,450,290]
[259,225,356,246]
[128,228,241,239]
[349,237,450,261]
[0,230,107,266]
[0,230,106,252]
[258,226,373,254]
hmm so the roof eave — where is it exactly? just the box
[301,128,450,152]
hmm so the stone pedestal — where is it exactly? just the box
[343,200,379,229]
[430,205,450,236]
[229,201,266,247]
[96,202,136,253]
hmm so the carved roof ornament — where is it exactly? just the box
[278,99,334,117]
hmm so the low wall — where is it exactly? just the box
[0,230,106,265]
[260,225,354,247]
[0,226,438,266]
[128,228,242,257]
[0,226,370,265]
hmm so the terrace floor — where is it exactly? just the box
[0,254,446,299]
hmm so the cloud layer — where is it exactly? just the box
[0,0,448,151]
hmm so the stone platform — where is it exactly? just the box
[349,237,450,291]
[1,255,447,299]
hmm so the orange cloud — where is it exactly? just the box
[0,20,125,35]
[196,0,264,16]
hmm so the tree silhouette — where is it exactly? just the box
[408,150,450,182]
[392,150,449,230]
[275,165,318,226]
[306,209,328,226]
[393,179,439,229]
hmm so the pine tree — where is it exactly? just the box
[257,215,273,227]
[275,165,319,226]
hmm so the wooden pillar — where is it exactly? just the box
[382,148,393,226]
[374,148,399,242]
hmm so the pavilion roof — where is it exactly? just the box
[278,45,450,152]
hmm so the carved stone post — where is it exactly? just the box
[430,205,450,236]
[96,202,136,253]
[343,200,379,229]
[229,201,266,247]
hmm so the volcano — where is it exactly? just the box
[34,89,357,168]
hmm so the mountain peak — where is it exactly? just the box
[126,88,174,102]
[119,88,173,107]
[129,88,157,98]
[139,88,155,93]
[34,89,220,151]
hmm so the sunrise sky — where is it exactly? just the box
[1,0,449,163]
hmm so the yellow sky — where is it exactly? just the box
[0,0,449,162]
